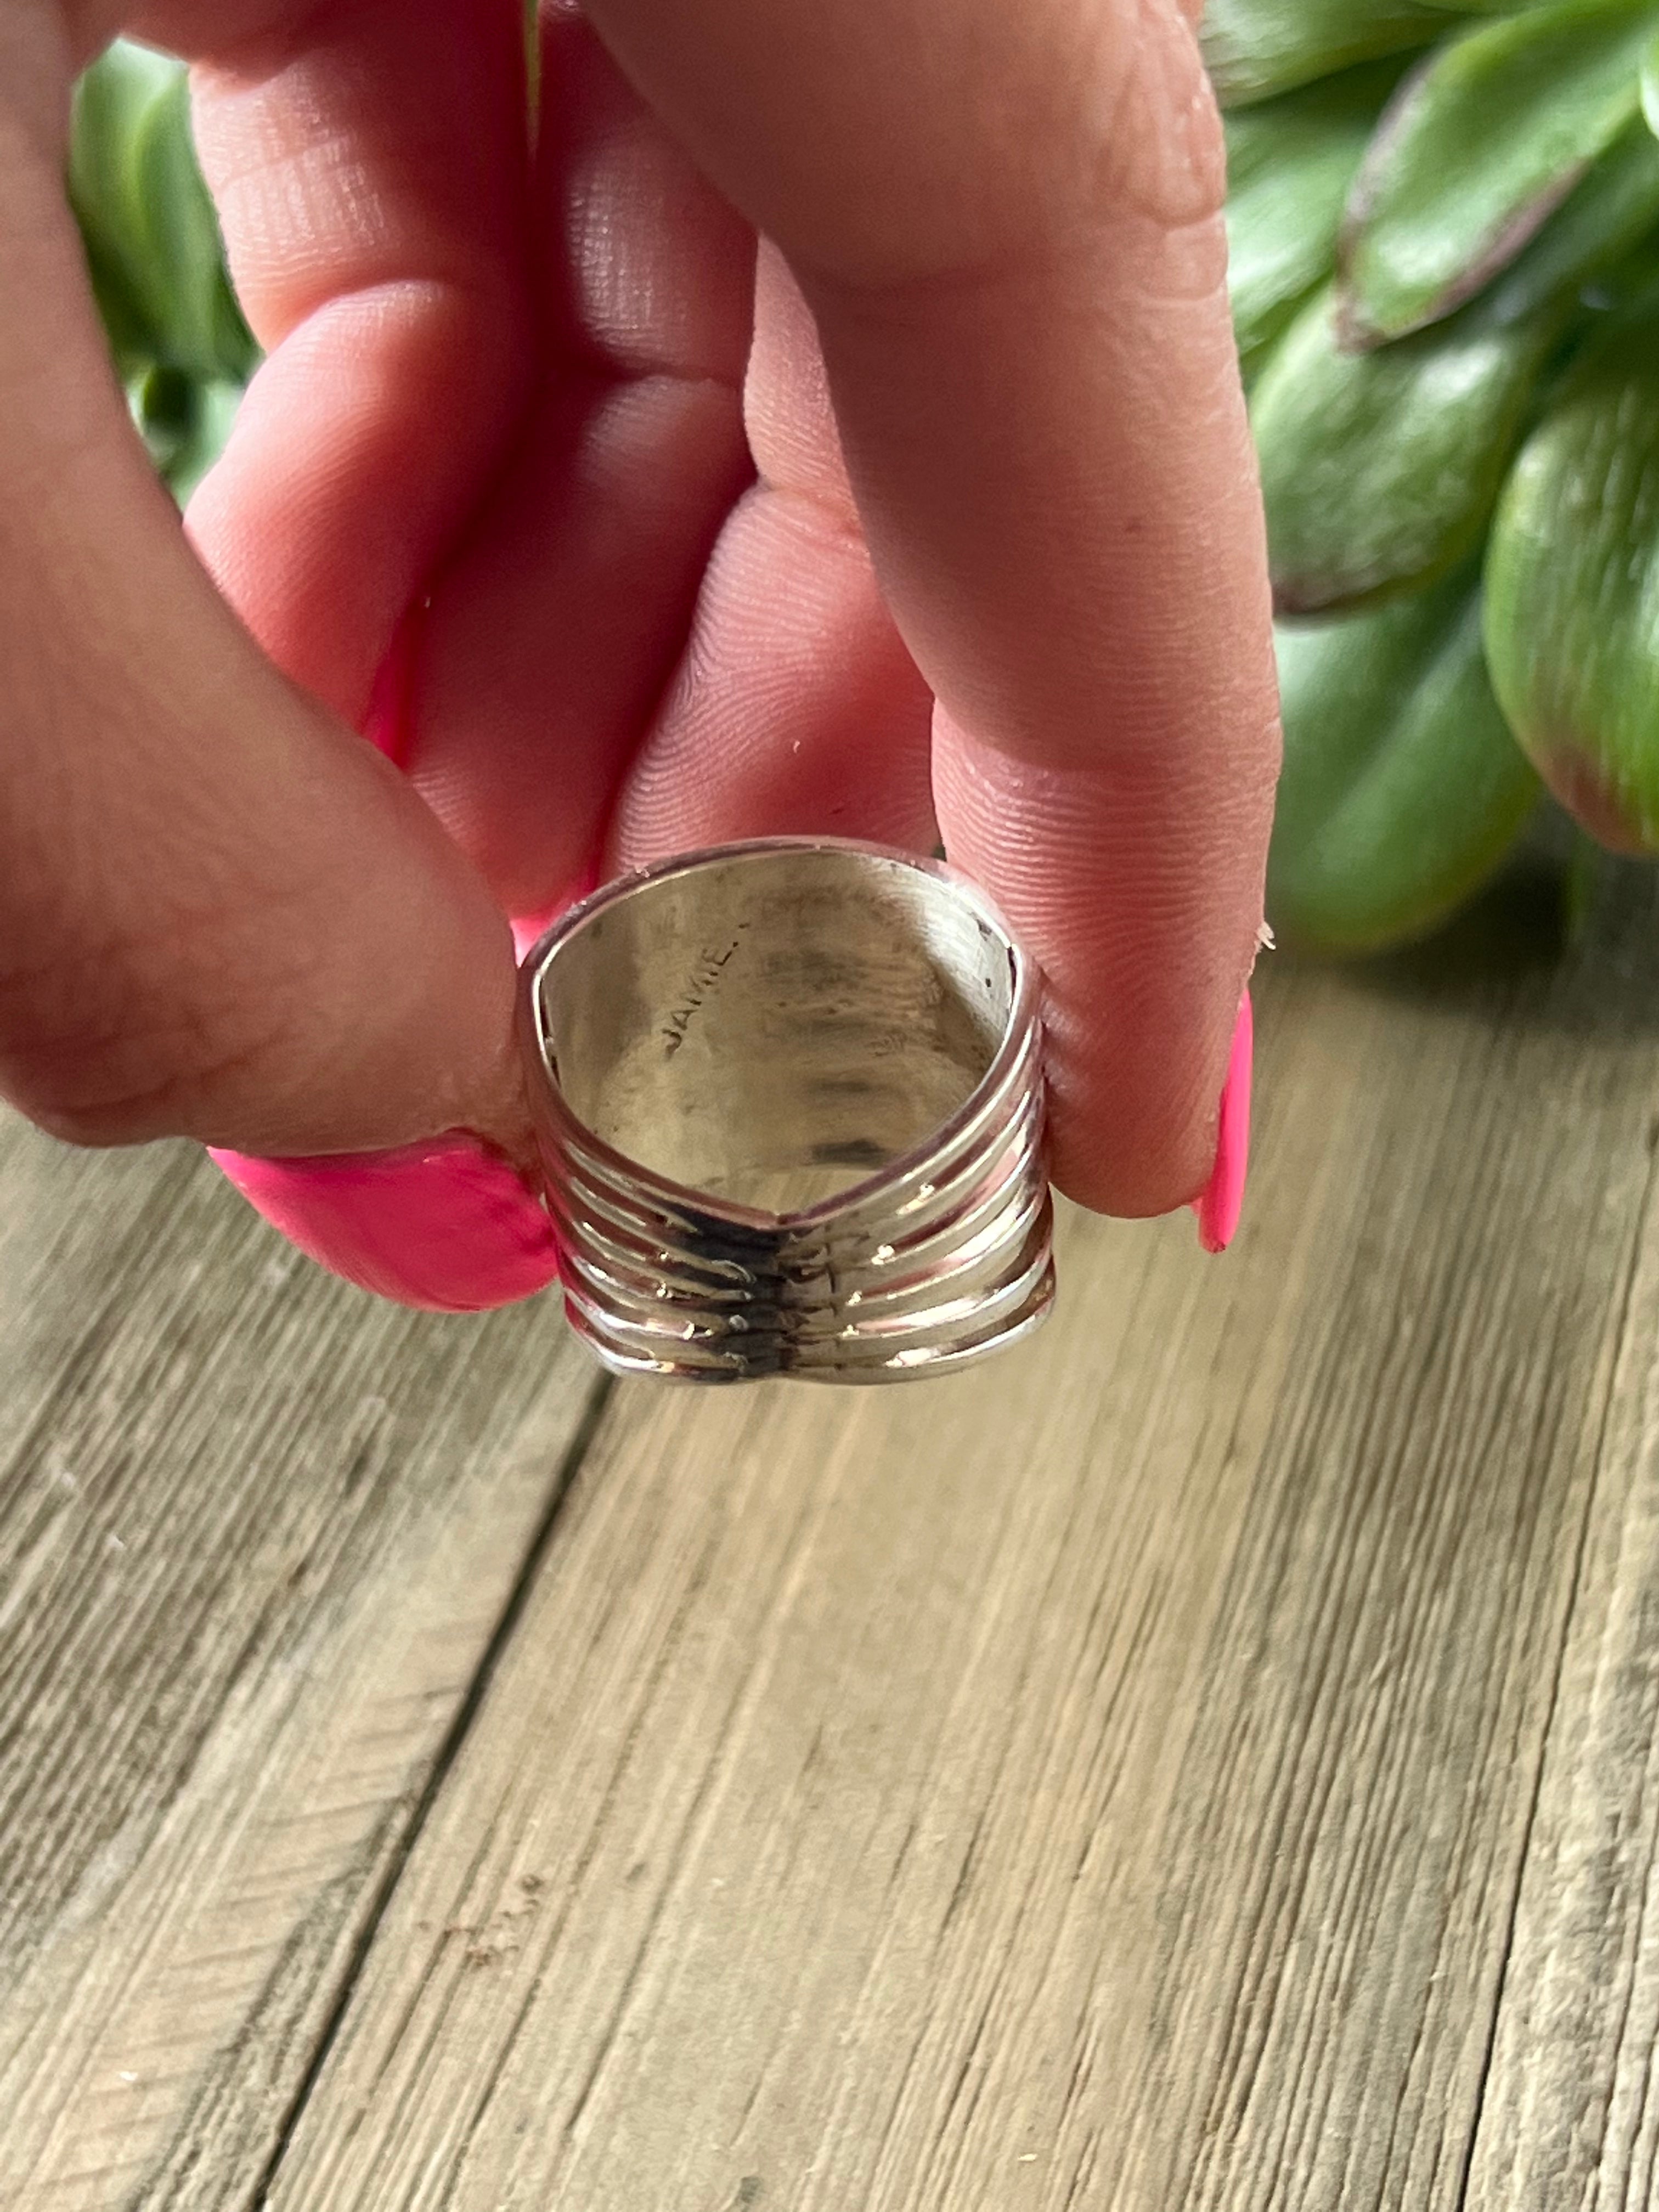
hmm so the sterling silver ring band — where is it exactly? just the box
[518,837,1054,1383]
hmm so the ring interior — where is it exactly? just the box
[535,848,1016,1216]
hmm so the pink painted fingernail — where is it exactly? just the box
[1195,990,1253,1256]
[208,627,567,1315]
[209,1136,561,1313]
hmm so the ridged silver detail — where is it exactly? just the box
[518,839,1054,1383]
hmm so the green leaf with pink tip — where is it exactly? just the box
[1339,0,1659,345]
[1484,298,1659,852]
[1254,119,1659,610]
[1225,65,1406,375]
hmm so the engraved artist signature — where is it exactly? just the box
[662,939,741,1056]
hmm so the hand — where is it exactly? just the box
[0,0,1278,1308]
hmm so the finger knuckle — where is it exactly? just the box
[769,0,1225,293]
[1095,0,1228,236]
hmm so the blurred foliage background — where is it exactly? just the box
[66,10,1659,953]
[69,41,257,503]
[1215,0,1659,950]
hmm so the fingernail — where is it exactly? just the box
[1194,990,1253,1256]
[234,624,564,1313]
[209,1135,562,1313]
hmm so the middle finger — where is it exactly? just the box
[605,238,937,870]
[403,5,756,928]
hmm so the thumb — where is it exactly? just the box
[0,42,556,1306]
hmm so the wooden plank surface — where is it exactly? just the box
[12,870,1659,2210]
[230,872,1659,2211]
[1463,1121,1659,2212]
[0,1121,605,2209]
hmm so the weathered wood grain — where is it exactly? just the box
[1462,1100,1659,2212]
[0,1121,603,2209]
[253,874,1659,2212]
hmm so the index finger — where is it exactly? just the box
[580,0,1280,1218]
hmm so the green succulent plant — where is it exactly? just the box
[67,14,1659,957]
[1217,0,1659,949]
[68,40,256,504]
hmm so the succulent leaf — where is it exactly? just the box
[1339,0,1659,345]
[129,74,246,380]
[165,379,246,504]
[1252,286,1553,611]
[1641,20,1659,130]
[1253,122,1659,610]
[1269,574,1541,950]
[1479,110,1659,317]
[1203,0,1446,108]
[1484,301,1659,851]
[68,41,178,369]
[1226,65,1405,373]
[69,42,254,385]
[128,367,243,504]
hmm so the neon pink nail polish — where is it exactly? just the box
[207,619,577,1316]
[210,1136,561,1313]
[1195,991,1253,1256]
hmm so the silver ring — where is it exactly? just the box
[518,837,1054,1382]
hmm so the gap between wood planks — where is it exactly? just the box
[246,1375,616,2209]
